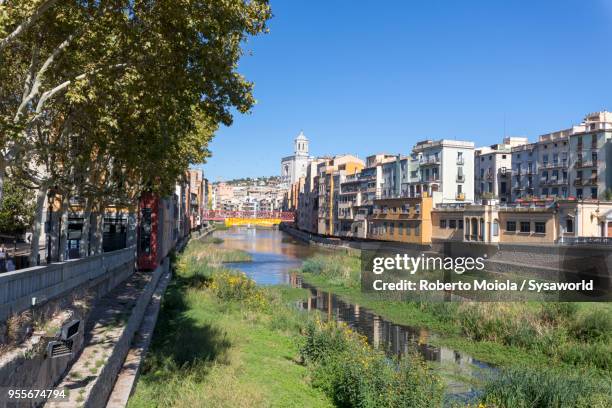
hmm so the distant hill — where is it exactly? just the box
[215,176,281,186]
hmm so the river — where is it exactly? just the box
[214,226,494,404]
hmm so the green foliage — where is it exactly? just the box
[301,319,444,408]
[0,178,34,234]
[0,0,272,234]
[570,308,612,343]
[130,238,332,408]
[302,254,361,287]
[480,367,612,408]
[539,302,578,325]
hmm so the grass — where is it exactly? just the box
[480,367,611,407]
[128,241,332,408]
[299,253,612,373]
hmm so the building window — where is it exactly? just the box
[566,218,574,233]
[507,221,516,232]
[406,224,411,235]
[458,219,464,229]
[576,188,583,199]
[415,224,420,236]
[449,219,457,229]
[492,220,499,236]
[591,188,598,199]
[440,219,447,229]
[390,223,394,235]
[520,222,530,233]
[535,222,546,234]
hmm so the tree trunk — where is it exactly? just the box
[58,195,69,261]
[79,198,93,258]
[91,204,105,255]
[29,184,48,266]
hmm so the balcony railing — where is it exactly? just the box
[584,178,598,185]
[574,179,583,186]
[456,174,465,182]
[456,157,464,165]
[456,193,465,201]
[560,236,612,245]
[420,157,440,165]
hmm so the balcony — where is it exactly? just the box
[574,179,583,186]
[456,193,465,201]
[485,173,494,180]
[420,156,440,166]
[584,178,598,186]
[456,157,465,165]
[546,160,567,169]
[577,160,598,168]
[456,174,465,182]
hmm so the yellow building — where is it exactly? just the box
[431,206,465,242]
[432,199,612,245]
[367,195,433,244]
[317,155,365,236]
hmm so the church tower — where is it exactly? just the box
[294,131,309,157]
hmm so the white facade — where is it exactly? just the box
[280,131,310,188]
[569,111,612,199]
[476,137,527,203]
[406,139,475,204]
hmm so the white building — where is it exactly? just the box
[569,111,612,199]
[280,131,310,188]
[407,139,475,204]
[476,137,528,203]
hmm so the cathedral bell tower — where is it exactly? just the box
[294,131,309,157]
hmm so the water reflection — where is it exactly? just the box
[215,227,494,403]
[290,274,492,401]
[216,227,319,285]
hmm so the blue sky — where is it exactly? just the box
[201,0,612,181]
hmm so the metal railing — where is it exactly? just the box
[560,236,612,245]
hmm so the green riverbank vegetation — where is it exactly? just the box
[300,253,612,406]
[129,240,446,408]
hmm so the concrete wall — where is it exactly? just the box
[0,247,135,322]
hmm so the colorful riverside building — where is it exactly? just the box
[367,195,434,244]
[316,155,365,236]
[335,154,397,237]
[285,111,612,245]
[475,137,528,203]
[432,199,612,244]
[510,111,612,202]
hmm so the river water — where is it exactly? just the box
[215,226,494,404]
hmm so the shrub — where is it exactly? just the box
[559,341,612,370]
[209,271,258,302]
[301,254,360,287]
[481,367,612,408]
[301,319,444,408]
[539,302,578,325]
[570,309,612,343]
